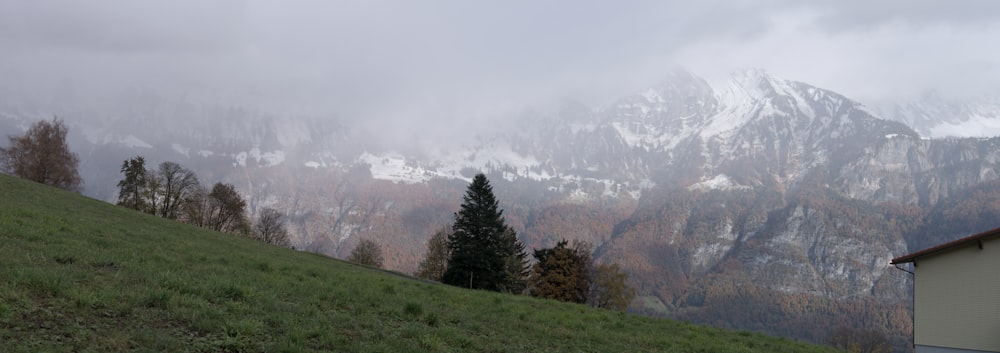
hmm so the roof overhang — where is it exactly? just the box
[891,227,1000,265]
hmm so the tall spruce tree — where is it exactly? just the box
[443,173,528,292]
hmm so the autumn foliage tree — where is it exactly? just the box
[0,117,82,192]
[528,240,634,311]
[529,239,592,303]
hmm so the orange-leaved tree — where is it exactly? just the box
[0,117,82,192]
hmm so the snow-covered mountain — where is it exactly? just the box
[357,68,920,201]
[4,68,980,205]
[877,93,1000,138]
[5,68,1000,349]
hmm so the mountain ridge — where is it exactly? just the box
[4,68,1000,351]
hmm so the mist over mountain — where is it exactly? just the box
[874,93,1000,138]
[4,68,1000,350]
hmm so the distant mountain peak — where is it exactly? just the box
[725,68,807,102]
[730,67,773,85]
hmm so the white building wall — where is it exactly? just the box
[914,240,1000,352]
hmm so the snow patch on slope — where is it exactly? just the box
[359,152,440,184]
[688,174,748,192]
[172,143,190,157]
[930,116,1000,138]
[81,127,154,149]
[120,135,154,149]
[234,148,285,167]
[424,140,544,182]
[610,121,691,150]
[700,74,764,139]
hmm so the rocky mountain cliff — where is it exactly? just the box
[4,69,1000,350]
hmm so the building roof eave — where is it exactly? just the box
[890,227,1000,265]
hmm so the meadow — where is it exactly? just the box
[0,174,840,352]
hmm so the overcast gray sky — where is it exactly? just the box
[1,0,999,135]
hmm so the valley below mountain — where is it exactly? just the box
[5,68,1000,351]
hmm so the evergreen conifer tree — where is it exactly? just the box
[116,156,150,211]
[443,173,527,292]
[500,228,530,293]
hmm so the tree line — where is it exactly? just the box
[3,119,633,310]
[0,118,291,247]
[115,155,291,247]
[412,173,636,311]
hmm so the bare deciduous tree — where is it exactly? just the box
[157,161,200,219]
[180,185,212,228]
[253,207,290,247]
[0,117,82,192]
[183,182,249,234]
[348,239,384,268]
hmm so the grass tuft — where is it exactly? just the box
[403,301,424,318]
[143,289,173,309]
[213,283,247,303]
[423,312,440,327]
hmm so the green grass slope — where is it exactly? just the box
[0,174,840,353]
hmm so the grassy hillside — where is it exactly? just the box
[0,174,840,353]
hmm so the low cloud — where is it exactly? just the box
[1,0,999,141]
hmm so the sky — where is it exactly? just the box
[1,0,999,138]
